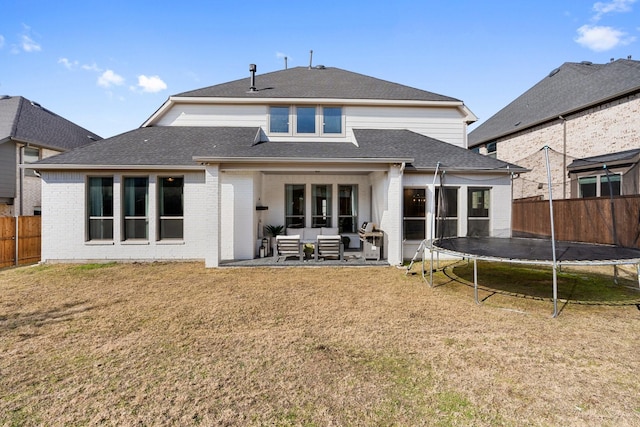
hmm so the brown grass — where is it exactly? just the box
[1,262,639,426]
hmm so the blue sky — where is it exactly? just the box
[2,0,638,138]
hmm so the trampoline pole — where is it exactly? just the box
[474,257,479,304]
[543,146,559,318]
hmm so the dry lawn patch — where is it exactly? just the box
[1,262,639,426]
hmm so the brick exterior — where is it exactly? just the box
[494,93,640,199]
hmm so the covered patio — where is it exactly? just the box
[220,249,389,267]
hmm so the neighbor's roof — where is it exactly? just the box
[469,59,640,147]
[174,66,460,102]
[0,96,102,150]
[568,148,640,170]
[33,126,524,173]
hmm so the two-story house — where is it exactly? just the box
[468,58,640,200]
[32,65,524,267]
[0,96,102,216]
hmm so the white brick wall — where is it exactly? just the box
[41,170,210,264]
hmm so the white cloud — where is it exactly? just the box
[136,75,167,93]
[98,69,125,88]
[0,35,4,49]
[575,24,636,51]
[82,63,101,72]
[21,34,41,52]
[592,0,636,21]
[58,57,78,70]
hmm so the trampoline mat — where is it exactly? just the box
[433,237,640,263]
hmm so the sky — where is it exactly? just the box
[1,0,638,138]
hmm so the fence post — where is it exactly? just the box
[14,215,19,266]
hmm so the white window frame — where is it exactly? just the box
[268,105,345,137]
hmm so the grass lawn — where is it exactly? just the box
[1,261,639,426]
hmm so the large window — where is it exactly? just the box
[296,106,316,134]
[87,177,113,240]
[467,188,490,237]
[435,187,458,238]
[123,177,149,240]
[338,185,358,233]
[579,174,621,198]
[269,106,290,133]
[285,184,305,228]
[403,188,426,240]
[159,177,184,240]
[311,184,332,227]
[323,107,342,134]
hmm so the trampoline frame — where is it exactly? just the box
[409,146,640,318]
[419,238,640,317]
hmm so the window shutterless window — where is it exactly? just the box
[486,142,497,158]
[296,106,316,134]
[435,187,458,238]
[87,177,114,240]
[123,177,149,240]
[23,147,40,177]
[269,106,290,133]
[311,184,332,228]
[403,188,426,240]
[158,177,184,240]
[285,184,305,228]
[323,107,342,134]
[467,188,490,237]
[600,174,621,197]
[338,184,358,233]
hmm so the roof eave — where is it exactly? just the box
[193,156,414,164]
[24,164,205,171]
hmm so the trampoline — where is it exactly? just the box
[409,147,640,317]
[420,237,640,318]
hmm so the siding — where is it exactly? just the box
[0,142,16,199]
[347,106,466,147]
[156,104,268,127]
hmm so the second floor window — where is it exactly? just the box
[296,107,316,134]
[269,106,290,133]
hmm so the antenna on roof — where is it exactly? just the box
[308,50,313,69]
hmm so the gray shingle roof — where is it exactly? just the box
[35,126,523,173]
[568,148,640,170]
[175,66,460,102]
[468,59,640,147]
[0,96,102,150]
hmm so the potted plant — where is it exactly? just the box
[264,225,284,257]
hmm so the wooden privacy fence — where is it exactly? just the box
[513,195,640,249]
[0,216,41,268]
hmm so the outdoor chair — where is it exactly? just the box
[276,235,303,261]
[315,235,344,261]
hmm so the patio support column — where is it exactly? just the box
[204,164,220,267]
[385,163,404,266]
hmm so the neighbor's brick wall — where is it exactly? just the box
[496,93,640,199]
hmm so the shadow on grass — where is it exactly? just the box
[0,299,119,335]
[442,260,640,306]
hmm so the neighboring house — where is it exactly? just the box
[567,148,640,198]
[0,96,102,216]
[468,58,640,200]
[32,65,525,267]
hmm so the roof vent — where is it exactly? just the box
[0,95,10,100]
[581,61,593,65]
[249,64,257,92]
[315,65,325,70]
[548,67,560,77]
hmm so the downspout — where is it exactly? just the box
[398,162,406,264]
[559,116,567,199]
[16,144,24,266]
